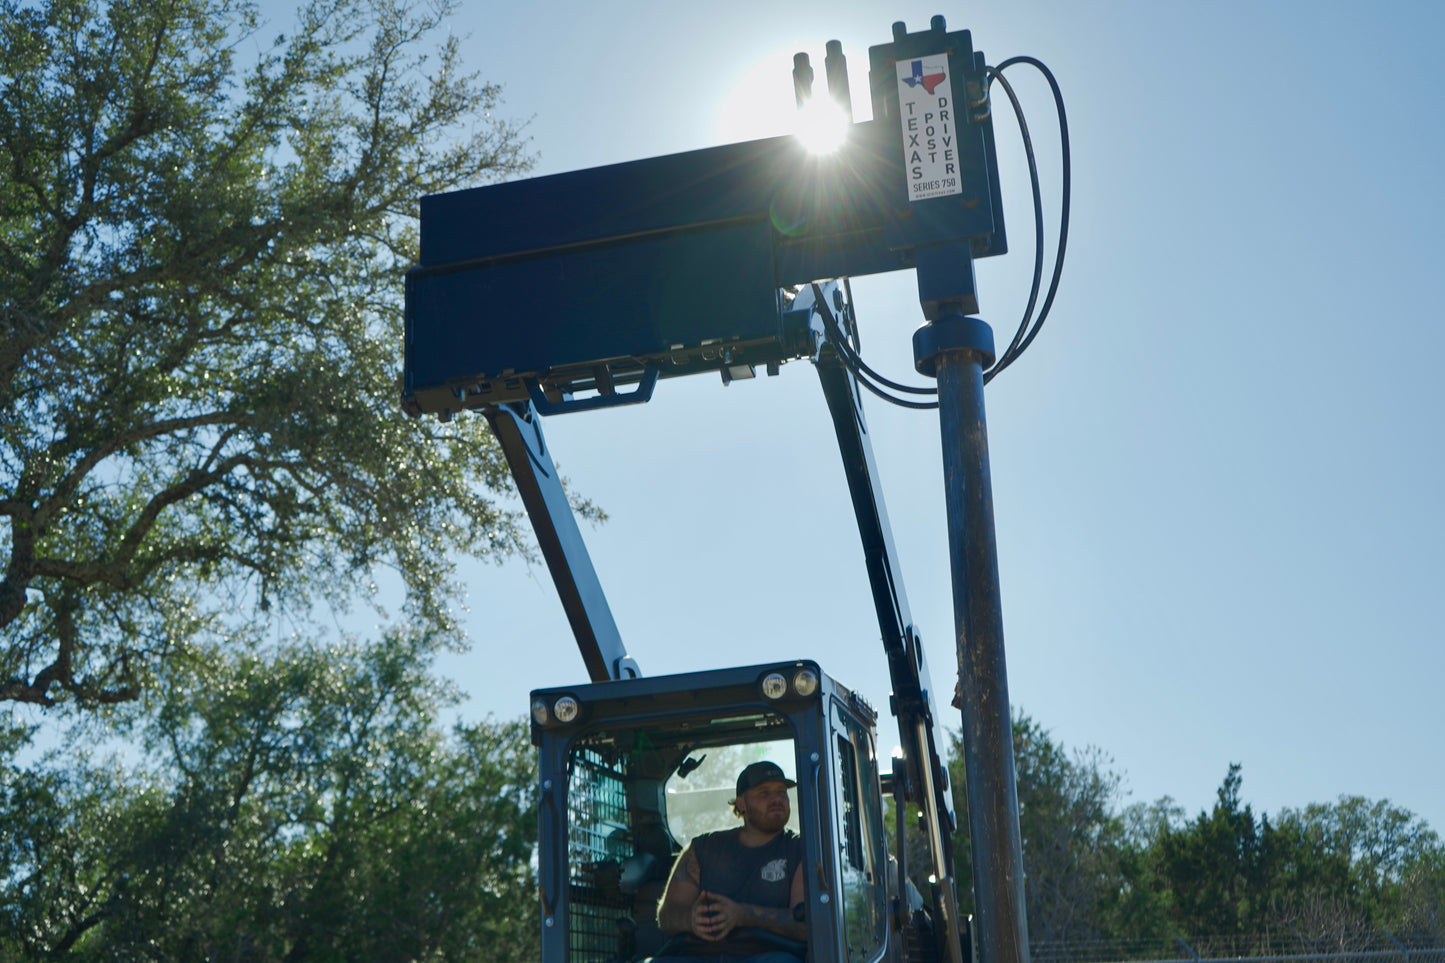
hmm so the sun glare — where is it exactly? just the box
[715,54,801,144]
[714,50,855,153]
[796,98,850,154]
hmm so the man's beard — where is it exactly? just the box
[749,806,789,834]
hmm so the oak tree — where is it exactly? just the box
[0,0,532,707]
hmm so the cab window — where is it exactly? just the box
[663,737,799,845]
[562,712,797,963]
[832,702,888,963]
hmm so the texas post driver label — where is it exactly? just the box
[895,56,963,202]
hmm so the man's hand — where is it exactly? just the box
[691,891,742,941]
[659,846,806,943]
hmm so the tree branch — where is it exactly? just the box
[34,410,241,531]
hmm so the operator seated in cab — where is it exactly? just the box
[654,762,807,962]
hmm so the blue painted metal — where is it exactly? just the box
[808,282,964,963]
[912,314,996,376]
[402,15,1031,963]
[526,365,660,417]
[403,21,1005,418]
[529,660,842,963]
[868,19,1007,259]
[914,311,1030,963]
[483,401,638,683]
[915,241,982,319]
[802,287,952,829]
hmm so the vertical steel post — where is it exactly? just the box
[913,312,1030,963]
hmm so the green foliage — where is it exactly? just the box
[948,713,1131,943]
[943,719,1445,949]
[0,0,535,708]
[0,631,540,960]
[1152,764,1274,939]
[1106,795,1184,942]
[1125,766,1445,948]
[1272,796,1444,938]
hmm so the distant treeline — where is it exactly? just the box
[930,717,1445,952]
[4,632,1441,960]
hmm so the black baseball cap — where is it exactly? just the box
[735,761,797,796]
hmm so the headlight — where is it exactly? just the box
[761,672,788,700]
[792,668,819,697]
[530,698,550,725]
[553,696,580,723]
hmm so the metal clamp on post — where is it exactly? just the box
[913,315,996,377]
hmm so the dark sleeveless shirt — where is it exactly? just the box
[684,828,803,957]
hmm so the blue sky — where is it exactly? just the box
[396,0,1445,832]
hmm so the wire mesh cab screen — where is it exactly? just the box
[564,711,796,963]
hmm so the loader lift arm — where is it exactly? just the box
[482,402,639,683]
[807,287,968,963]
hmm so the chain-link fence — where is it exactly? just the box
[1030,931,1445,963]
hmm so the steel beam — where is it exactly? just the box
[484,401,638,682]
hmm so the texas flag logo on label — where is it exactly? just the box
[896,56,962,202]
[900,59,948,94]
